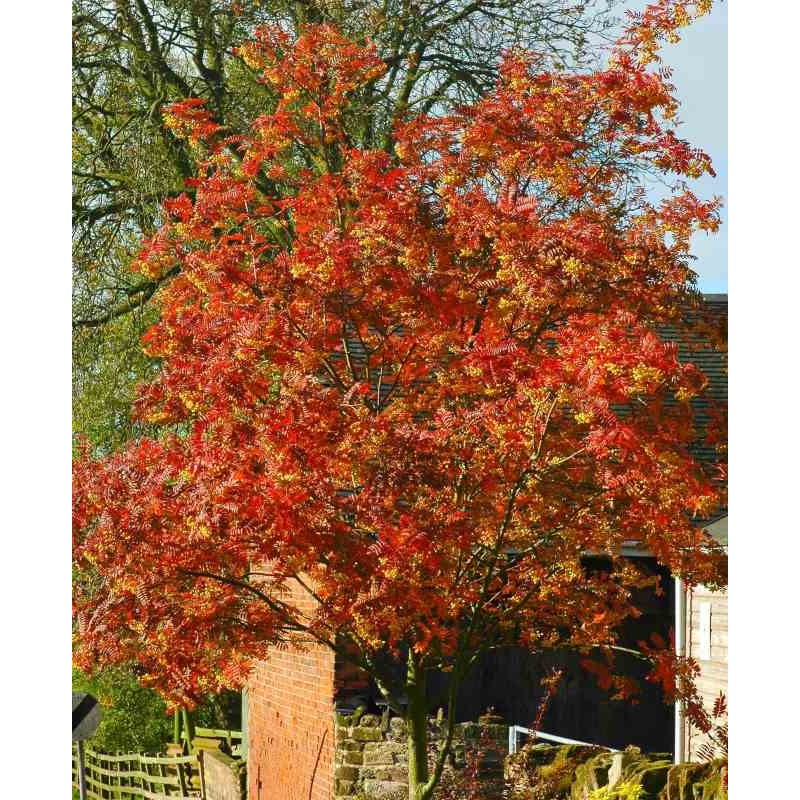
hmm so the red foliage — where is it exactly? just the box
[74,6,726,706]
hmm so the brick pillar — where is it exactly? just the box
[246,576,336,800]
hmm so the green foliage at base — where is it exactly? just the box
[508,744,603,800]
[73,666,173,753]
[72,665,243,755]
[589,782,644,800]
[660,761,728,800]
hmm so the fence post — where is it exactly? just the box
[158,756,168,795]
[174,707,182,745]
[77,739,88,800]
[135,753,143,798]
[177,757,189,796]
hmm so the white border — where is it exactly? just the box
[730,0,800,796]
[1,5,72,800]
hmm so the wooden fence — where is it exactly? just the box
[189,727,244,758]
[71,745,204,799]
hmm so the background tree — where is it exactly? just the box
[73,666,174,752]
[72,0,618,450]
[73,665,242,752]
[73,5,726,799]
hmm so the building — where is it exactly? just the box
[682,514,728,762]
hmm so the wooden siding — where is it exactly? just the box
[686,584,728,761]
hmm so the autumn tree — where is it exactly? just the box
[71,0,621,757]
[74,6,726,799]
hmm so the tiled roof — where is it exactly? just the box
[656,294,727,463]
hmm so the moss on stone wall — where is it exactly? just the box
[333,717,727,800]
[507,743,727,800]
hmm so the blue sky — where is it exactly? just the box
[617,0,728,292]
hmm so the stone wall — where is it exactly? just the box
[505,742,727,800]
[333,707,508,799]
[199,746,246,800]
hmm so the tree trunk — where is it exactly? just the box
[406,650,430,800]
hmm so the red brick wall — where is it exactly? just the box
[246,578,335,800]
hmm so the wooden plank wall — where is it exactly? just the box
[686,585,728,760]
